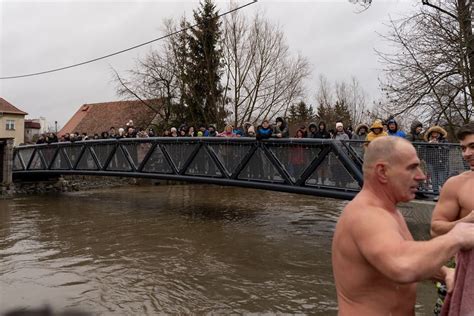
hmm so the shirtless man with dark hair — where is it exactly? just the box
[332,136,474,315]
[431,122,474,236]
[429,122,474,315]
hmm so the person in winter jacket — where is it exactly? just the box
[352,124,370,141]
[308,122,318,138]
[219,124,238,137]
[423,126,449,194]
[273,117,289,138]
[387,118,407,138]
[256,120,273,140]
[333,122,349,140]
[405,120,424,142]
[366,119,388,143]
[315,122,331,139]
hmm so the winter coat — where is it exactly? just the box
[366,120,388,143]
[406,120,424,142]
[387,118,407,138]
[352,123,369,141]
[314,122,330,139]
[256,126,273,140]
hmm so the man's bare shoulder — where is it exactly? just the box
[341,196,397,229]
[442,171,472,189]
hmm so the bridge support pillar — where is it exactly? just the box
[0,138,14,187]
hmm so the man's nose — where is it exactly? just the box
[416,168,427,181]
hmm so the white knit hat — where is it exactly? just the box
[336,122,344,128]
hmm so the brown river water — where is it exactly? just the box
[0,184,437,315]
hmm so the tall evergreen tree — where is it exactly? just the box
[185,0,224,128]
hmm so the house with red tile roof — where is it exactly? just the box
[0,97,28,145]
[59,99,162,136]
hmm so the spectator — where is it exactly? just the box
[187,126,195,137]
[333,122,349,140]
[424,125,449,194]
[246,125,256,137]
[352,123,369,141]
[289,129,307,178]
[386,118,407,138]
[366,119,388,144]
[117,128,125,139]
[170,127,178,137]
[101,131,109,139]
[382,120,388,133]
[148,128,156,137]
[109,127,116,138]
[273,117,289,138]
[308,122,318,138]
[256,120,273,140]
[219,124,238,137]
[198,125,209,137]
[315,122,331,139]
[207,125,218,137]
[299,124,308,138]
[406,120,424,142]
[36,134,46,144]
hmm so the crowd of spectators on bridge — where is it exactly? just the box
[35,116,449,145]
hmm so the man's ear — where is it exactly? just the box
[374,162,389,184]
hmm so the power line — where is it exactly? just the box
[0,0,257,80]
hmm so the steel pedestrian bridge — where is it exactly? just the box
[12,138,468,200]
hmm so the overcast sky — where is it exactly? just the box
[0,0,420,129]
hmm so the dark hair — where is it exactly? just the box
[456,122,474,140]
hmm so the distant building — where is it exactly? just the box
[0,98,28,145]
[24,119,42,144]
[59,99,161,136]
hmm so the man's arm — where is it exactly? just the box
[353,208,472,284]
[430,176,474,237]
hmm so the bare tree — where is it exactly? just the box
[222,5,310,127]
[315,74,372,127]
[378,0,473,137]
[113,19,188,129]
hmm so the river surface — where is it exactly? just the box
[0,185,437,315]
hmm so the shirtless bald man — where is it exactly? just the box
[332,136,474,316]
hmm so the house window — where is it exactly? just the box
[6,120,15,130]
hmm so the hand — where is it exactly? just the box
[450,222,474,249]
[444,268,455,293]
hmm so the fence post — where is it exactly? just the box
[1,138,14,186]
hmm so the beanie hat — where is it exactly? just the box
[336,122,344,128]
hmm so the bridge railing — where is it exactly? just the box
[12,138,467,198]
[341,140,468,194]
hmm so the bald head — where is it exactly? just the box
[363,137,415,174]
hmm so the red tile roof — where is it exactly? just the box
[25,120,41,129]
[59,99,161,136]
[0,97,28,115]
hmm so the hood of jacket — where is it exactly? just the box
[410,120,423,134]
[370,119,384,131]
[387,118,398,131]
[355,123,369,135]
[424,126,448,142]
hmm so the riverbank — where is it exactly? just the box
[0,176,157,197]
